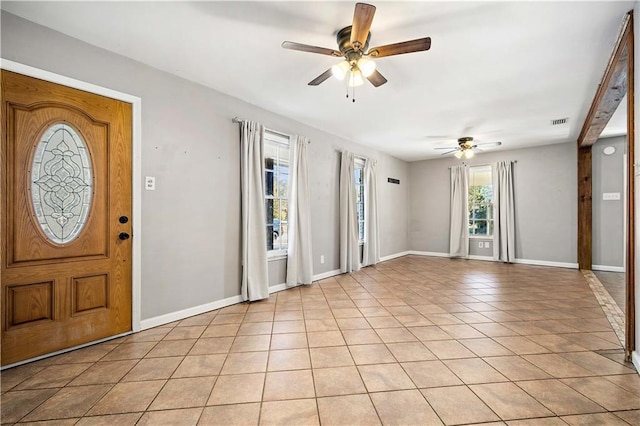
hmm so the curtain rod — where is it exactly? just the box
[448,160,517,169]
[232,117,309,143]
[336,149,377,165]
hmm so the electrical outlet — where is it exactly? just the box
[145,176,156,191]
[485,241,491,248]
[320,255,325,264]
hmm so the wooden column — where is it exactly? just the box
[577,145,592,270]
[625,12,635,360]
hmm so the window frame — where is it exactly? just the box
[264,130,290,259]
[468,165,494,238]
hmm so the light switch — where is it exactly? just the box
[145,176,156,191]
[603,192,620,200]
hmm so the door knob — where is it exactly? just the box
[119,216,129,224]
[118,232,130,240]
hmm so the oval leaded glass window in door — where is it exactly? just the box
[31,123,93,244]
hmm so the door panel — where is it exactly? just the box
[1,70,132,366]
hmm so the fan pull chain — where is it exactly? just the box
[344,79,356,103]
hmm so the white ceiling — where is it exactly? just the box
[2,1,633,161]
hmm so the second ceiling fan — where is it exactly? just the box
[282,3,431,89]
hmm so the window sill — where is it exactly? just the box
[469,235,493,239]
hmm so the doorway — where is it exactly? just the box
[577,11,635,360]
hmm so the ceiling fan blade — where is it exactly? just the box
[434,147,459,150]
[282,41,341,57]
[440,150,458,156]
[368,37,431,58]
[366,69,387,87]
[350,3,376,50]
[308,69,333,86]
[475,141,502,148]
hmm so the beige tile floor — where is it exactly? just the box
[594,271,625,314]
[1,256,639,425]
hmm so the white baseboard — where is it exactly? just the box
[592,265,625,273]
[467,255,494,261]
[140,294,243,330]
[633,350,640,375]
[269,283,288,294]
[380,251,411,262]
[312,269,342,281]
[513,258,578,269]
[407,251,449,257]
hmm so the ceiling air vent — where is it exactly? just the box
[551,117,569,125]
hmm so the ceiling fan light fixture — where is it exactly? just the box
[464,149,474,159]
[331,60,350,80]
[348,69,365,87]
[454,150,464,159]
[357,57,376,77]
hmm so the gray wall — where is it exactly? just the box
[408,142,578,264]
[593,135,626,268]
[1,11,409,319]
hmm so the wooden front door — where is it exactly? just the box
[1,70,132,366]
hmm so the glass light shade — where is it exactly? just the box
[464,149,475,159]
[357,57,376,77]
[331,61,350,80]
[454,150,464,159]
[348,69,365,87]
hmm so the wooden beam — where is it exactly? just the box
[577,145,592,270]
[578,14,632,147]
[625,12,635,361]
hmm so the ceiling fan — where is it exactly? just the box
[281,3,431,91]
[435,137,502,159]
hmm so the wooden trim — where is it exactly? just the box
[578,14,632,147]
[577,145,592,270]
[625,12,635,360]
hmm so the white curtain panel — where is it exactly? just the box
[240,121,269,301]
[362,158,380,267]
[493,161,516,262]
[449,165,469,257]
[286,136,313,287]
[340,151,361,273]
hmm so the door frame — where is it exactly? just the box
[576,11,635,363]
[0,59,143,341]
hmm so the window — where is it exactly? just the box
[468,165,493,236]
[354,157,365,243]
[264,131,290,255]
